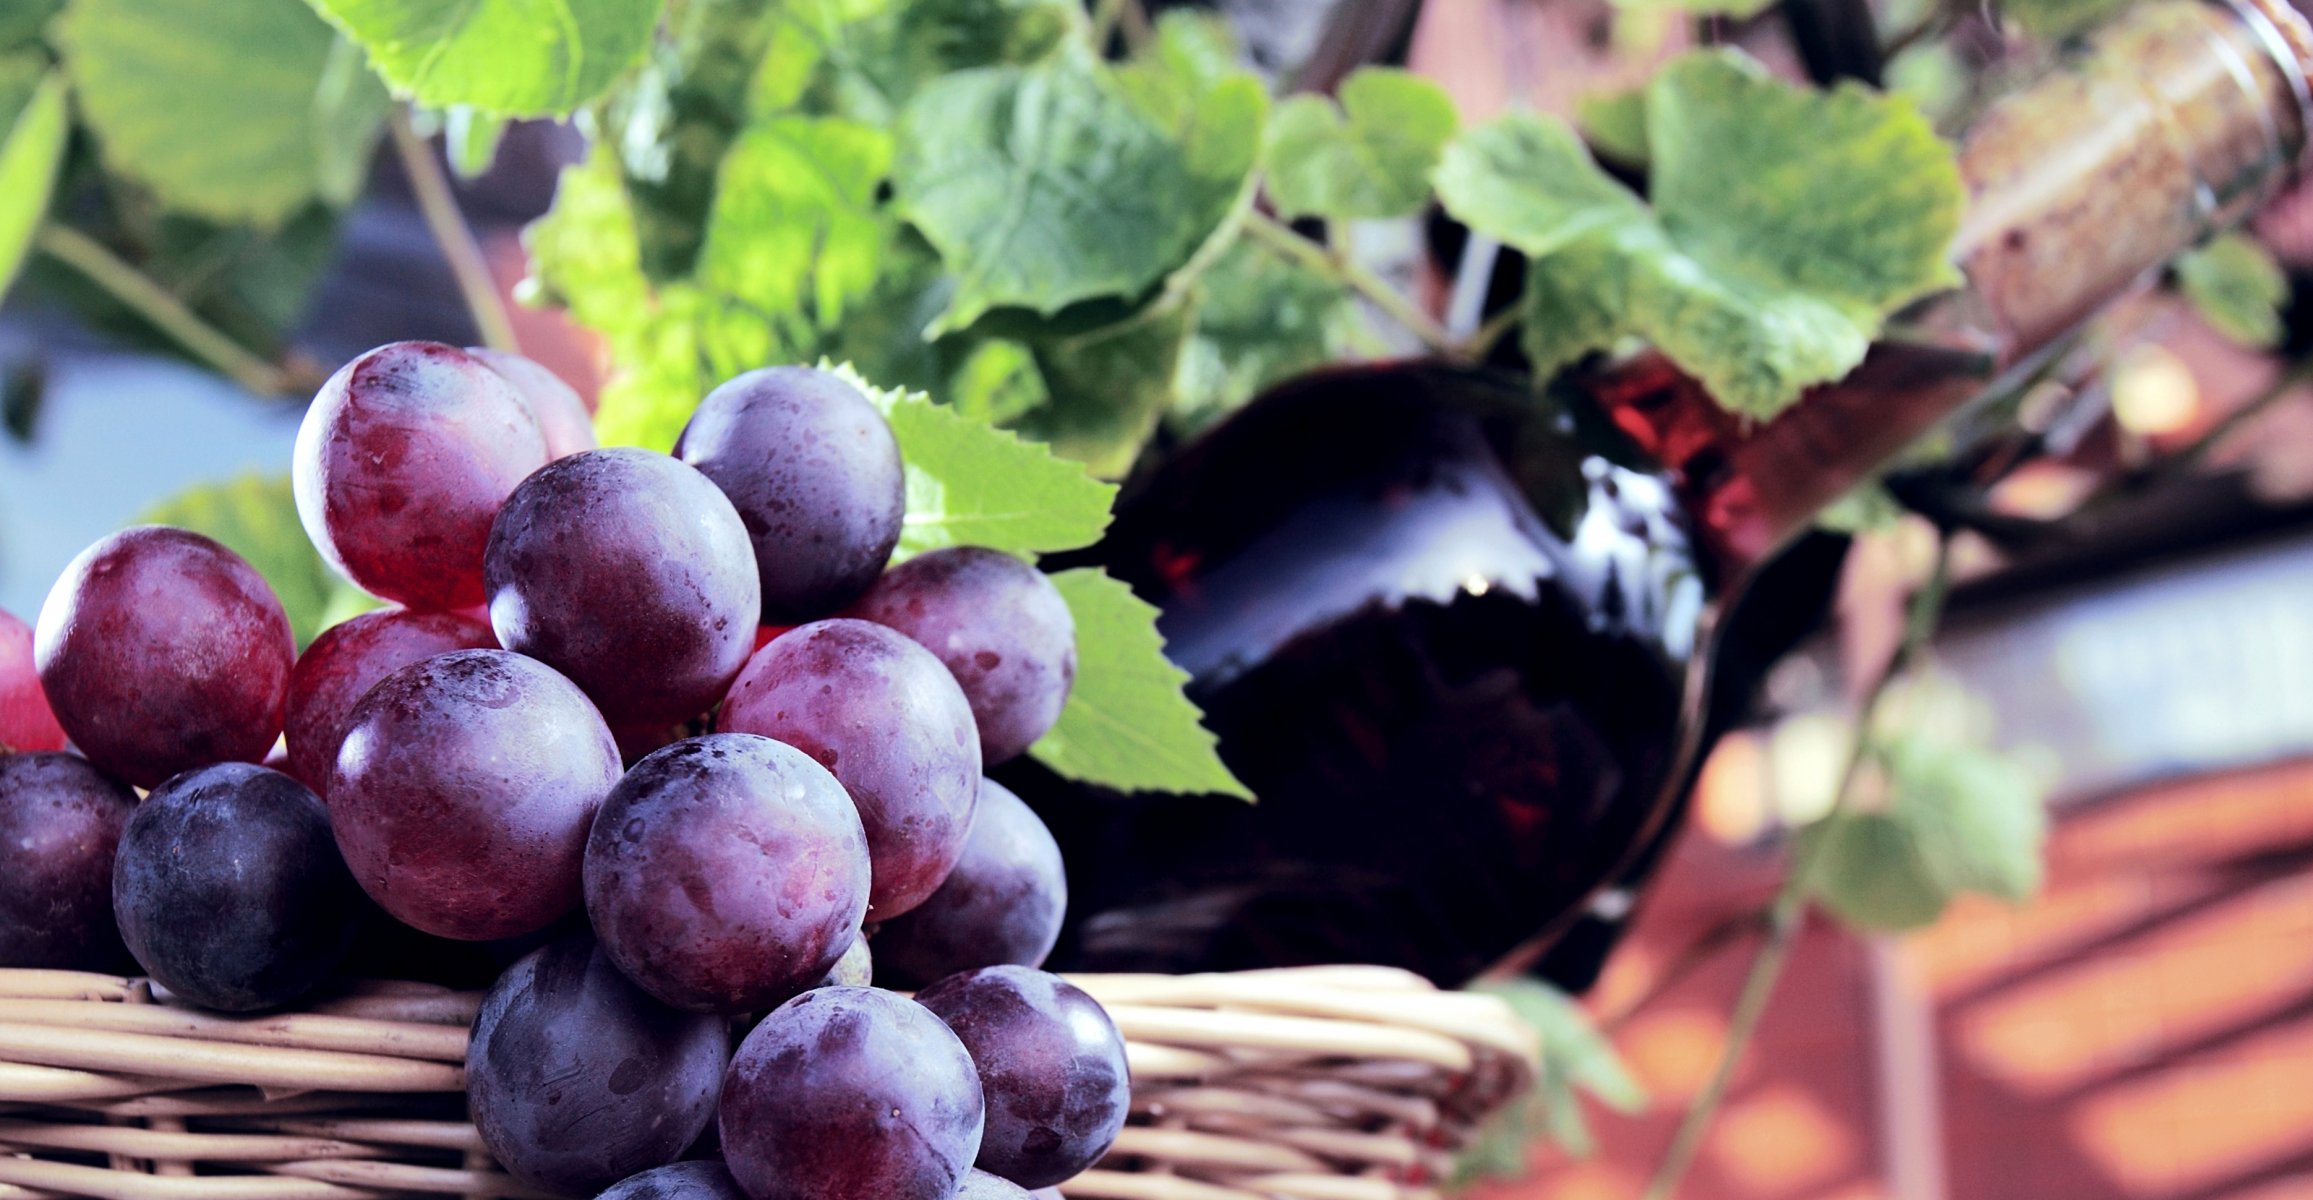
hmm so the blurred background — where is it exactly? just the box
[12,0,2313,1195]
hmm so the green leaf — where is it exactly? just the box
[830,364,1118,558]
[1799,810,1952,932]
[1264,67,1458,221]
[819,0,1081,123]
[1032,567,1249,798]
[0,0,63,48]
[698,114,892,336]
[892,57,1217,332]
[1801,736,2047,933]
[1885,41,1965,129]
[1015,300,1196,478]
[948,337,1049,425]
[0,68,66,300]
[2000,0,2129,39]
[524,148,653,331]
[138,474,380,649]
[1457,978,1646,1177]
[302,0,663,116]
[445,106,510,178]
[1576,87,1648,166]
[1438,50,1963,418]
[1609,0,1777,18]
[54,0,391,225]
[2176,232,2286,349]
[1175,237,1353,431]
[1815,481,1904,533]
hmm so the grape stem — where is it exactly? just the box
[389,107,521,355]
[1639,529,1955,1200]
[1243,210,1458,356]
[33,225,289,397]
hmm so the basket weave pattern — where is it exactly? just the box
[0,966,1536,1200]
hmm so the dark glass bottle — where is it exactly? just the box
[1001,0,2313,987]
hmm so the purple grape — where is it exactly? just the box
[718,619,981,919]
[0,752,135,970]
[818,933,872,988]
[957,1170,1034,1199]
[875,778,1065,987]
[486,448,760,729]
[329,649,621,940]
[469,935,730,1195]
[674,366,904,622]
[113,764,360,1012]
[916,966,1129,1188]
[846,548,1076,764]
[467,347,597,460]
[0,608,66,753]
[597,1161,748,1199]
[294,341,548,610]
[584,734,870,1015]
[285,608,497,792]
[35,526,294,788]
[720,986,984,1200]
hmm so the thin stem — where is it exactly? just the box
[34,225,287,396]
[1459,306,1522,362]
[1640,532,1956,1200]
[1602,910,1764,1036]
[390,107,519,354]
[1244,210,1458,356]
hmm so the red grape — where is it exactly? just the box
[113,763,361,1012]
[846,548,1076,764]
[466,347,597,460]
[675,366,904,622]
[0,608,65,752]
[0,752,135,969]
[598,1161,748,1199]
[486,448,760,729]
[718,619,981,919]
[35,526,293,788]
[720,986,985,1200]
[293,341,547,610]
[329,649,620,940]
[584,734,871,1015]
[469,935,729,1194]
[284,608,496,792]
[875,778,1066,986]
[916,966,1129,1188]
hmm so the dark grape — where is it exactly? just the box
[0,753,135,969]
[294,341,548,610]
[720,986,984,1200]
[875,778,1065,987]
[330,649,621,940]
[718,619,981,919]
[818,934,871,988]
[915,966,1129,1188]
[0,608,66,752]
[113,764,361,1012]
[467,347,597,460]
[487,448,760,729]
[596,1161,747,1200]
[35,527,293,788]
[846,548,1075,764]
[956,1170,1033,1199]
[469,935,730,1195]
[584,734,870,1014]
[285,608,496,792]
[674,366,904,622]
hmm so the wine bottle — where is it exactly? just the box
[998,0,2313,987]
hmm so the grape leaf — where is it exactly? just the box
[2175,232,2286,349]
[302,0,663,116]
[1798,810,1951,932]
[1576,87,1647,166]
[524,149,652,331]
[139,474,380,649]
[948,337,1049,424]
[1609,0,1776,18]
[1437,50,1963,418]
[1175,237,1353,432]
[2000,0,2129,39]
[54,0,390,225]
[0,67,65,300]
[1265,67,1458,221]
[1457,978,1645,1175]
[697,114,892,337]
[1800,736,2046,933]
[892,56,1218,333]
[1032,567,1249,798]
[1113,12,1268,241]
[1015,299,1197,479]
[829,364,1118,558]
[0,0,62,48]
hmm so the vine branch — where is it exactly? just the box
[1640,529,1956,1200]
[390,106,520,354]
[34,225,288,397]
[1243,210,1458,356]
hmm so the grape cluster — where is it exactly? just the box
[0,343,1118,1199]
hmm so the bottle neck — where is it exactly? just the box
[1593,0,2313,577]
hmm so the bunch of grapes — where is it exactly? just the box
[0,343,1126,1200]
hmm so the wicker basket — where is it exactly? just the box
[0,965,1538,1200]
